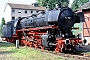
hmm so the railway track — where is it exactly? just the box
[27,47,90,60]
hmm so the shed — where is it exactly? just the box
[79,2,90,44]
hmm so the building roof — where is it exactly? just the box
[7,3,46,10]
[79,2,90,10]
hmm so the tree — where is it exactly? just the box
[36,0,69,9]
[1,17,5,27]
[71,0,89,11]
[1,17,5,33]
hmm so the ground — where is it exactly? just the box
[0,41,66,60]
[0,40,90,60]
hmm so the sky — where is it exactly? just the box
[0,0,73,24]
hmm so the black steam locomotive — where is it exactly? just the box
[2,7,84,38]
[2,4,86,52]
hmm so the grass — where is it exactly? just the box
[0,41,66,60]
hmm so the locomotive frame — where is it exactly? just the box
[4,25,82,52]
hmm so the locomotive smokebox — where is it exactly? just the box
[58,8,75,30]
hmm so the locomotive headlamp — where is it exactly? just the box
[65,39,70,45]
[55,4,61,9]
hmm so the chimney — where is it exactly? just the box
[32,3,39,7]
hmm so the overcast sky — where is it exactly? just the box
[0,0,73,24]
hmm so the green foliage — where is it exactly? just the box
[71,0,89,11]
[72,23,83,35]
[37,0,69,9]
[1,17,5,27]
[0,17,5,34]
[0,41,65,60]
